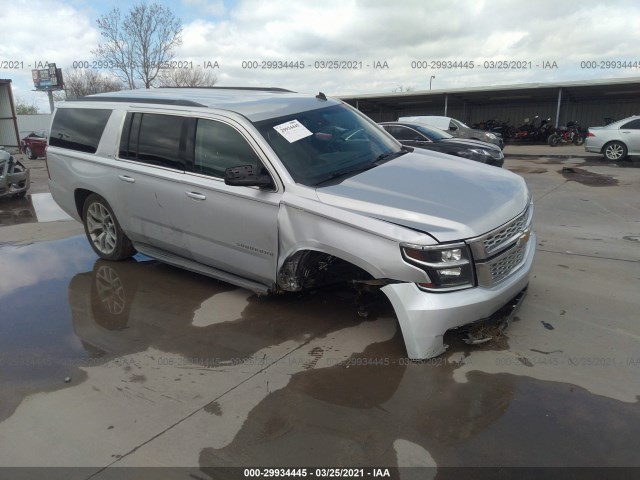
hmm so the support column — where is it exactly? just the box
[555,88,562,127]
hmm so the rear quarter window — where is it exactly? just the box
[620,119,640,129]
[49,108,112,154]
[119,112,186,171]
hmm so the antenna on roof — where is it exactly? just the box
[316,92,327,101]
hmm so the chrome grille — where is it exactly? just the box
[489,243,526,284]
[483,209,528,254]
[475,240,529,287]
[468,203,533,287]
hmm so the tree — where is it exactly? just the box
[59,69,123,100]
[157,68,218,87]
[392,85,415,93]
[15,98,39,115]
[93,3,182,89]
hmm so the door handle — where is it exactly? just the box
[185,191,206,201]
[118,175,135,183]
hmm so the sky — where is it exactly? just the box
[1,0,640,112]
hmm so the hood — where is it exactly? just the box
[316,151,529,242]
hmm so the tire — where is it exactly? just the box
[573,135,584,146]
[82,194,136,261]
[547,134,560,147]
[25,146,37,159]
[603,141,627,161]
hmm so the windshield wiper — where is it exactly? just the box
[314,150,409,187]
[313,163,378,187]
[373,149,409,165]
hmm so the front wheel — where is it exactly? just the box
[573,135,584,146]
[547,134,561,147]
[603,141,627,161]
[82,194,136,261]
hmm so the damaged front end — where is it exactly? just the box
[0,150,30,198]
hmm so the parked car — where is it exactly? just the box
[20,131,48,159]
[398,115,504,149]
[0,148,30,198]
[584,115,640,161]
[379,121,504,167]
[47,87,535,359]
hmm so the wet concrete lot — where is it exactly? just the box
[0,155,639,478]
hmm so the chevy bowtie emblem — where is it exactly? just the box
[518,229,531,246]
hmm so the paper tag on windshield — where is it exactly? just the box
[273,120,313,143]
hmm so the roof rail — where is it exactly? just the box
[157,86,296,93]
[75,97,208,107]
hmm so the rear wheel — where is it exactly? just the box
[25,146,37,159]
[573,135,584,146]
[82,194,135,261]
[603,141,627,161]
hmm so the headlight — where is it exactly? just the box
[456,150,482,162]
[469,148,491,156]
[401,243,475,291]
[486,133,497,140]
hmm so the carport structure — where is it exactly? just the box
[0,79,20,150]
[339,77,640,129]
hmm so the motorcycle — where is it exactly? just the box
[547,121,584,146]
[512,116,552,143]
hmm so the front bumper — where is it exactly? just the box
[381,231,536,359]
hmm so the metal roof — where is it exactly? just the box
[338,77,640,109]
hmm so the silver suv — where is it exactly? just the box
[47,87,535,359]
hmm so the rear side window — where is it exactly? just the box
[384,125,425,141]
[119,113,186,171]
[49,108,112,153]
[620,119,640,129]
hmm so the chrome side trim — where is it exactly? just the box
[134,243,272,295]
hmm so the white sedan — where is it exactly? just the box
[585,115,640,161]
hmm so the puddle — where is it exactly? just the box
[68,259,382,363]
[198,340,640,469]
[0,192,72,226]
[0,236,98,422]
[560,167,619,187]
[192,289,252,327]
[0,234,394,423]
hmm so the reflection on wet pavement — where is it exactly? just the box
[69,259,386,362]
[199,340,640,470]
[2,234,640,470]
[0,234,395,426]
[0,236,97,422]
[0,192,72,226]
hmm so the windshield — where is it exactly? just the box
[414,124,453,140]
[254,104,401,186]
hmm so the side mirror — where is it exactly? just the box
[224,165,274,188]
